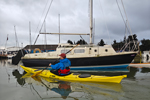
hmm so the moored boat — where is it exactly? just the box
[22,44,137,69]
[21,0,138,69]
[20,65,127,83]
[0,47,22,59]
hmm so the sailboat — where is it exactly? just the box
[21,0,138,70]
[0,47,22,59]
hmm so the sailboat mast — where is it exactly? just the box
[90,0,93,44]
[29,22,32,53]
[14,26,19,47]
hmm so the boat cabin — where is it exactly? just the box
[23,43,117,59]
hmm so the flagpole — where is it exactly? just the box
[5,34,8,49]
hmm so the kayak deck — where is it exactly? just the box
[20,65,127,83]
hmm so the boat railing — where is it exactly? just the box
[119,41,139,52]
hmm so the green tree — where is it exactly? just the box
[140,39,150,51]
[127,34,138,42]
[67,40,73,44]
[76,39,87,45]
[97,39,105,46]
[113,40,117,44]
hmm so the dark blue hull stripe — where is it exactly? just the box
[47,64,128,70]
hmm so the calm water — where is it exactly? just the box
[0,59,150,100]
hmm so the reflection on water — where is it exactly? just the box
[126,67,137,78]
[0,59,150,100]
[141,67,150,73]
[134,56,150,63]
[12,69,26,86]
[20,73,124,100]
[51,82,71,99]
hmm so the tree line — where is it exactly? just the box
[67,34,150,52]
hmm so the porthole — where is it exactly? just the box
[105,49,108,52]
[94,49,97,52]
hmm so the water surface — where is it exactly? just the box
[0,59,150,100]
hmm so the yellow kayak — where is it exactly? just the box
[20,65,127,83]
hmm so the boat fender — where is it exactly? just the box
[34,48,41,53]
[79,74,91,78]
[12,49,27,65]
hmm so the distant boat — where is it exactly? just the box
[0,47,22,59]
[21,0,138,70]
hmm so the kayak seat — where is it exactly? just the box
[59,72,71,76]
[79,74,91,78]
[50,69,71,76]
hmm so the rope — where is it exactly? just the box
[14,26,20,48]
[4,65,10,83]
[31,84,43,99]
[116,0,131,34]
[99,0,111,45]
[121,0,132,34]
[5,34,8,49]
[34,0,53,45]
[120,0,137,50]
[33,0,49,45]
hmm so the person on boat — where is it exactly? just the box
[49,53,71,75]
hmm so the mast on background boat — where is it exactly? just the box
[5,34,8,49]
[29,22,32,53]
[14,26,19,48]
[58,14,60,43]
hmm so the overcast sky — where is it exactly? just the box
[0,0,150,49]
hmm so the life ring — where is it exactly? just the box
[34,48,41,53]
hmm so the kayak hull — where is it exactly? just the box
[20,65,127,83]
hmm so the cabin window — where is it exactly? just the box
[61,49,70,54]
[74,49,85,53]
[94,49,97,52]
[105,49,108,52]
